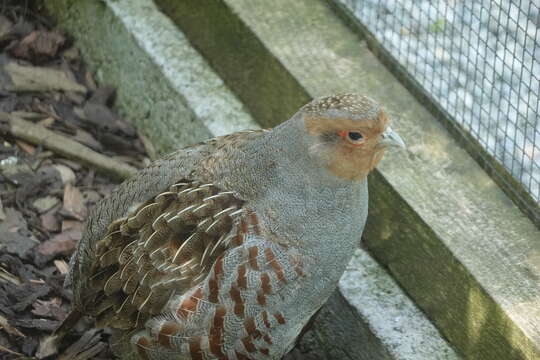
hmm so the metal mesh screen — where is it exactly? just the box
[336,0,540,206]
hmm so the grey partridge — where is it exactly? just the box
[63,94,405,359]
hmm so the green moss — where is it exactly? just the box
[365,170,535,360]
[154,0,311,128]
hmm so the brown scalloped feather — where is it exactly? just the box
[82,181,244,330]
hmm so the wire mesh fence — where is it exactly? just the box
[335,0,540,211]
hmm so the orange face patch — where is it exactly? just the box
[304,110,390,180]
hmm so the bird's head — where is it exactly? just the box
[299,93,405,181]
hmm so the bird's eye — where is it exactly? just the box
[337,130,365,145]
[348,132,363,141]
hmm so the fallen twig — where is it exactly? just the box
[0,58,87,93]
[0,344,24,356]
[0,314,25,337]
[1,112,137,180]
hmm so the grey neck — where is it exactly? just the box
[229,114,357,197]
[218,115,368,254]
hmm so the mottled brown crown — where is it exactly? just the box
[301,93,382,121]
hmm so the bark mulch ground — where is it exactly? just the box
[0,2,153,359]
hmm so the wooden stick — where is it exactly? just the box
[1,113,137,180]
[0,344,24,356]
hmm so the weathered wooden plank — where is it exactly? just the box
[156,0,540,359]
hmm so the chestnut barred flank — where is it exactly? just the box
[87,181,244,329]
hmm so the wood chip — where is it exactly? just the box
[40,204,61,232]
[61,220,83,233]
[14,139,36,154]
[58,329,104,360]
[11,318,59,332]
[73,128,102,151]
[10,111,48,120]
[53,260,69,275]
[10,30,66,62]
[138,132,157,160]
[33,196,60,213]
[36,335,59,359]
[29,279,46,285]
[83,102,136,136]
[62,184,87,221]
[71,342,107,360]
[37,116,55,127]
[32,298,66,321]
[32,298,61,315]
[0,314,25,337]
[84,70,97,92]
[56,158,82,171]
[36,229,80,257]
[65,91,86,105]
[0,266,21,285]
[53,164,76,185]
[0,344,24,356]
[88,86,115,106]
[36,150,54,159]
[0,208,39,258]
[62,46,80,62]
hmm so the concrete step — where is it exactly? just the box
[297,248,459,359]
[46,0,256,155]
[43,0,461,359]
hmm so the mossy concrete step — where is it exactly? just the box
[44,0,255,155]
[154,0,540,359]
[45,0,459,359]
[310,249,459,360]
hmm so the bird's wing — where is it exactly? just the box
[81,180,247,330]
[69,130,264,309]
[127,210,309,360]
[75,177,309,359]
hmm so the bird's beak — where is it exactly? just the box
[379,127,406,148]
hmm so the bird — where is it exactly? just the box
[62,93,405,360]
